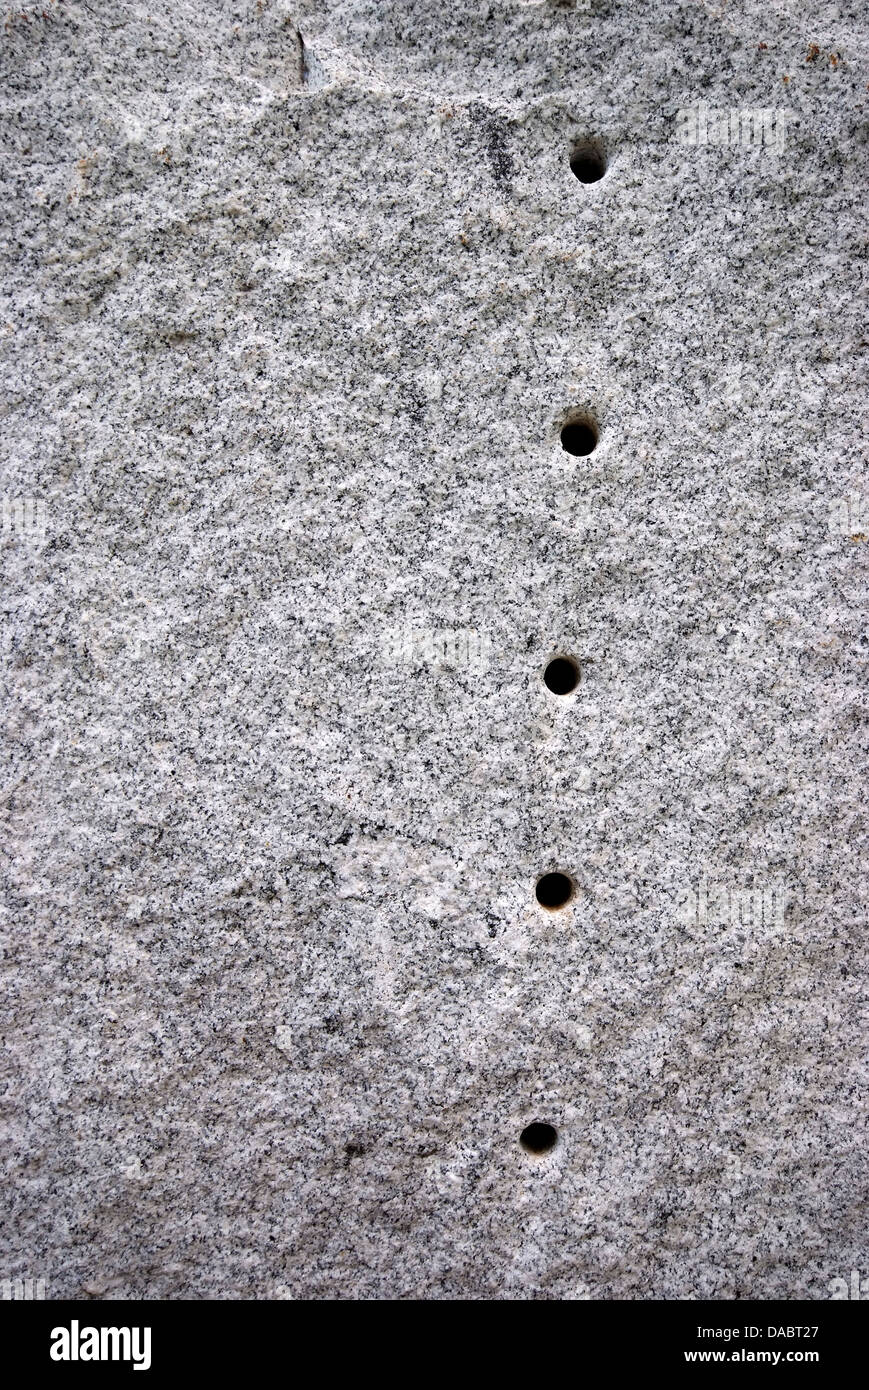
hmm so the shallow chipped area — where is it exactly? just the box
[1,1,867,1298]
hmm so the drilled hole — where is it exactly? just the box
[535,872,575,910]
[569,142,606,183]
[560,417,598,456]
[520,1122,558,1154]
[543,655,580,695]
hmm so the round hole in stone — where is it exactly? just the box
[569,141,607,183]
[543,655,580,695]
[560,416,598,456]
[520,1122,558,1154]
[535,872,575,910]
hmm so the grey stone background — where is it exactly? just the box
[1,0,867,1298]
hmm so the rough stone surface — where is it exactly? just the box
[1,1,867,1300]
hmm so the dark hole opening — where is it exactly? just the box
[535,872,574,910]
[560,419,598,456]
[570,145,606,183]
[544,656,580,695]
[520,1122,558,1154]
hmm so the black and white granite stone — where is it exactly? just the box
[1,0,867,1299]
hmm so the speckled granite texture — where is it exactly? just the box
[1,0,867,1300]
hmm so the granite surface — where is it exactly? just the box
[1,0,867,1299]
